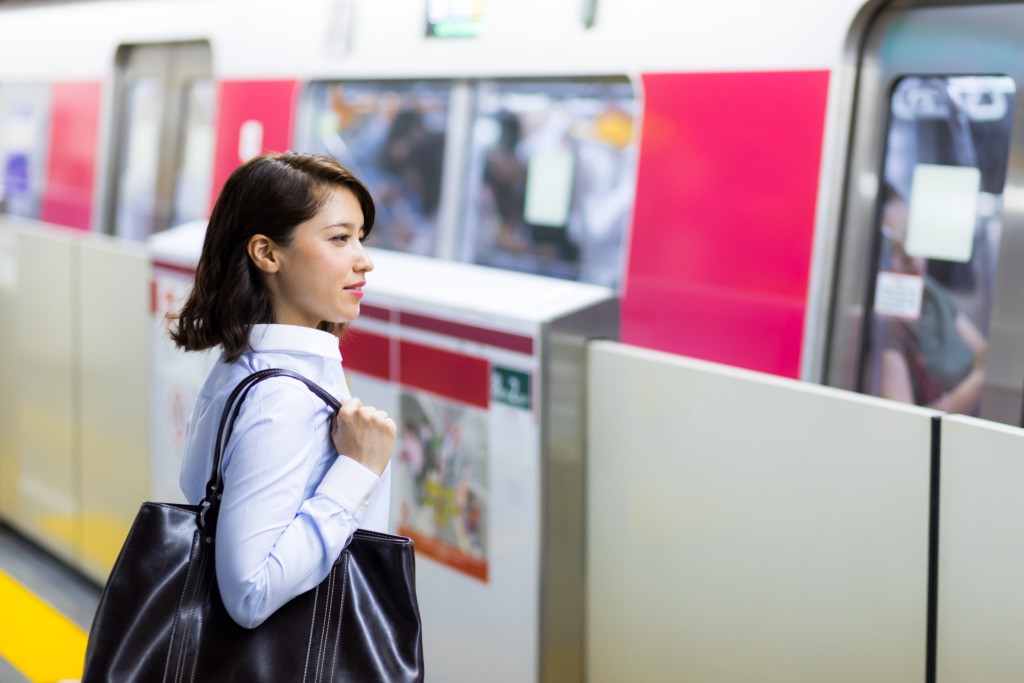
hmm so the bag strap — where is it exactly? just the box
[197,368,341,542]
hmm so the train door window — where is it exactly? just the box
[861,75,1015,417]
[0,85,51,219]
[171,79,215,226]
[115,75,163,240]
[107,42,213,240]
[296,81,452,256]
[460,78,638,290]
[822,2,1024,426]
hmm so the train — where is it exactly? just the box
[3,0,1024,679]
[0,0,878,377]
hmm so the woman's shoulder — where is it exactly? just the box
[232,352,337,415]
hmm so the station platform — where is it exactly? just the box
[0,524,99,683]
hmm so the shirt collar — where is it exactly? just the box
[248,324,342,361]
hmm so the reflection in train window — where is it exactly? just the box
[0,85,51,219]
[863,75,1016,415]
[462,79,637,289]
[299,82,450,256]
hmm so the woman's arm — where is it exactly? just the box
[215,380,380,629]
[956,311,988,364]
[879,348,916,404]
[927,312,988,414]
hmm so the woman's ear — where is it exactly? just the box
[247,234,280,274]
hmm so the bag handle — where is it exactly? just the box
[197,368,341,542]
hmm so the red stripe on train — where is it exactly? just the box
[623,70,829,378]
[41,82,102,230]
[210,80,300,208]
[398,311,533,355]
[399,341,489,408]
[340,329,391,380]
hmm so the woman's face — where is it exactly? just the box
[268,188,373,327]
[883,197,925,274]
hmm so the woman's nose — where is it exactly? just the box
[356,245,374,273]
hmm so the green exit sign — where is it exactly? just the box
[491,366,531,409]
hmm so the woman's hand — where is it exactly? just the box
[331,397,396,476]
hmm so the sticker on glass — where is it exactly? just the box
[905,164,980,263]
[874,270,924,320]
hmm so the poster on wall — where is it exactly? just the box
[395,389,489,582]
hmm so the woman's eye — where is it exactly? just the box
[331,234,349,243]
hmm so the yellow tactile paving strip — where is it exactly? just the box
[0,569,86,682]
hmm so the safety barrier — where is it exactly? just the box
[587,341,1024,682]
[0,218,149,584]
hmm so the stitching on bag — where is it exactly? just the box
[179,548,204,683]
[175,543,208,683]
[164,529,201,682]
[187,578,213,683]
[352,530,412,545]
[316,566,335,681]
[302,584,320,682]
[330,555,349,682]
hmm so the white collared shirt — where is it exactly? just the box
[180,323,390,628]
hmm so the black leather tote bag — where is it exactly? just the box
[82,368,424,682]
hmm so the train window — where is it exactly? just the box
[861,75,1016,416]
[171,79,215,227]
[297,81,451,256]
[0,85,51,219]
[460,79,637,289]
[114,77,164,240]
[107,42,213,240]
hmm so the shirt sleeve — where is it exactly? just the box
[213,379,380,629]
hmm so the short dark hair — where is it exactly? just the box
[170,152,375,362]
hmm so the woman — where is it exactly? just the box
[171,151,395,628]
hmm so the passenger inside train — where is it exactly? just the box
[875,182,988,413]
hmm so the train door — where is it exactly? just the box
[823,2,1024,426]
[105,42,214,240]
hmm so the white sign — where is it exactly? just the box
[874,270,924,320]
[906,164,980,263]
[524,148,574,228]
[238,119,264,162]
